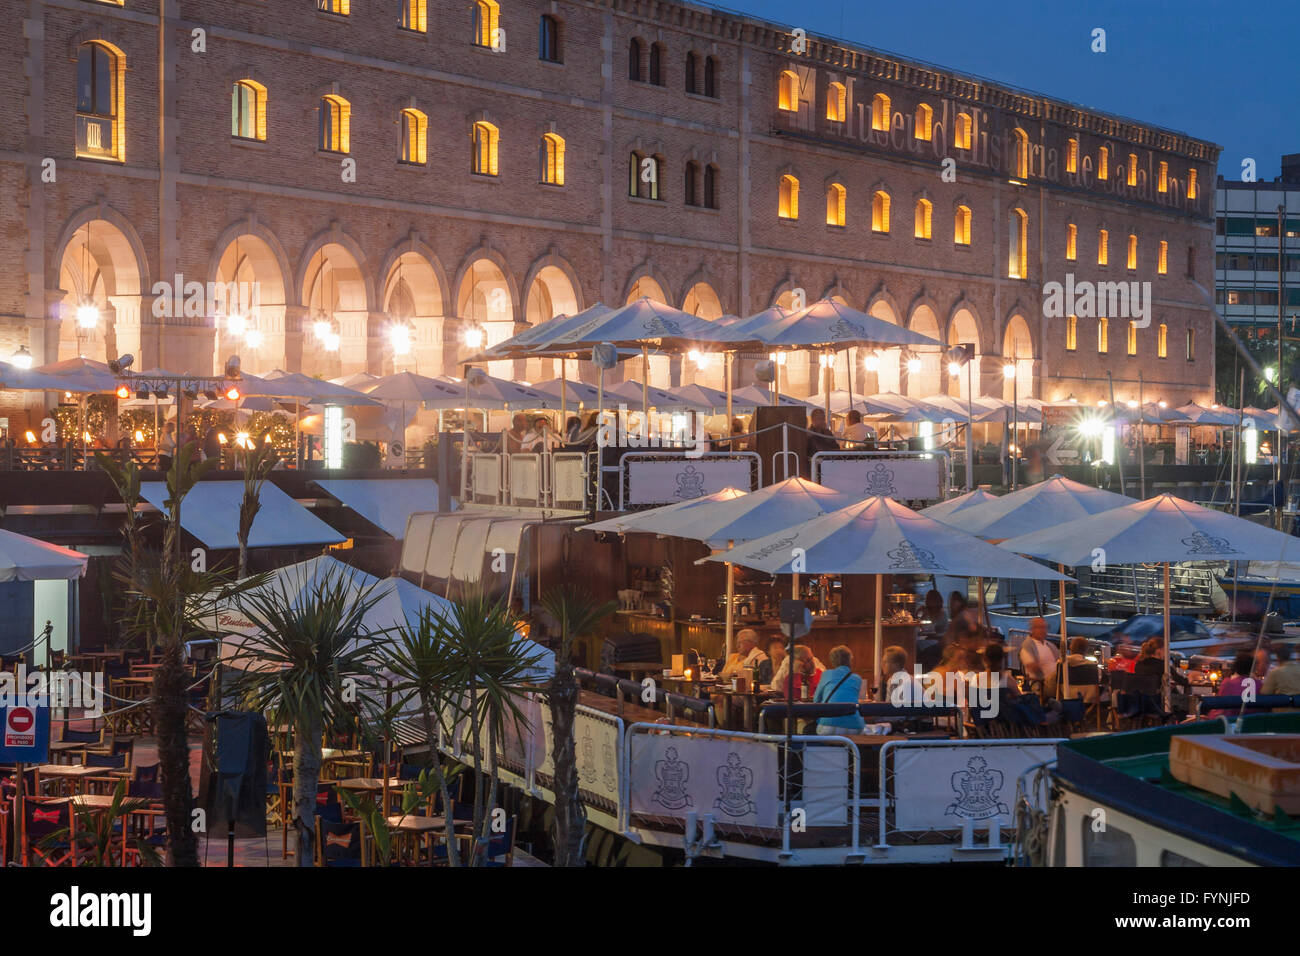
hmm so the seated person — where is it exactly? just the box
[1133,637,1188,687]
[918,590,948,635]
[503,412,530,454]
[813,645,866,735]
[760,637,788,687]
[879,645,919,704]
[926,644,978,707]
[772,644,824,698]
[982,643,1021,701]
[1207,650,1255,719]
[718,629,767,680]
[1262,643,1300,702]
[1062,637,1098,705]
[525,416,563,453]
[841,409,877,449]
[564,415,582,442]
[725,418,749,452]
[805,408,841,456]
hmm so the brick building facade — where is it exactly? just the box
[0,0,1220,430]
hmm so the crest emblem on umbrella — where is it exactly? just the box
[864,463,898,497]
[887,540,940,570]
[1181,530,1237,555]
[641,317,684,336]
[744,535,798,561]
[828,318,866,340]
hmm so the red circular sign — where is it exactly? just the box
[8,707,34,733]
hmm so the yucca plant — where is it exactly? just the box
[235,440,280,578]
[44,778,162,867]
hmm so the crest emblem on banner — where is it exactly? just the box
[653,746,693,810]
[945,756,1008,821]
[674,465,707,500]
[713,752,756,818]
[863,463,898,497]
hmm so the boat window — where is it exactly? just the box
[1080,818,1136,866]
[1160,849,1206,867]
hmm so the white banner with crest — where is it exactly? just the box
[891,742,1058,831]
[814,456,944,501]
[538,707,620,808]
[629,733,778,828]
[625,456,756,507]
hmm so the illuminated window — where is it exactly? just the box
[628,152,660,200]
[1065,315,1077,351]
[1098,146,1109,180]
[319,95,350,153]
[1127,320,1137,356]
[1097,228,1109,266]
[75,42,124,161]
[826,183,846,226]
[955,112,972,150]
[1127,153,1137,187]
[704,164,719,209]
[231,80,266,141]
[1158,161,1168,193]
[1013,128,1029,179]
[472,0,500,48]
[648,43,664,86]
[872,93,890,132]
[914,198,932,239]
[915,103,932,141]
[872,190,891,233]
[954,205,971,245]
[1066,138,1078,173]
[1066,223,1077,261]
[1186,169,1198,200]
[1157,323,1167,358]
[539,132,564,185]
[539,14,561,62]
[472,121,499,176]
[778,70,798,111]
[1127,234,1137,270]
[779,174,799,219]
[401,0,427,32]
[1097,317,1108,353]
[826,82,847,122]
[399,108,427,165]
[1008,208,1027,278]
[1186,328,1195,361]
[317,0,350,14]
[703,57,718,98]
[629,38,643,81]
[1158,240,1168,275]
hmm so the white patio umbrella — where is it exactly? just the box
[729,386,812,409]
[1175,402,1240,426]
[0,528,88,582]
[583,487,748,535]
[436,373,547,410]
[704,495,1069,685]
[530,377,603,408]
[665,383,733,412]
[0,362,97,393]
[999,494,1300,707]
[331,372,381,391]
[367,371,464,406]
[34,357,121,393]
[919,487,1000,520]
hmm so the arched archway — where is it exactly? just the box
[380,248,445,376]
[681,281,724,388]
[525,264,580,383]
[211,227,288,375]
[300,241,369,378]
[54,215,146,365]
[907,304,942,397]
[1002,313,1035,401]
[947,305,983,399]
[456,256,515,379]
[866,297,902,395]
[623,273,671,388]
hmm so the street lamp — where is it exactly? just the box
[1003,362,1018,491]
[390,324,412,357]
[10,346,32,369]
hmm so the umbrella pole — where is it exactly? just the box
[1058,563,1069,701]
[1163,561,1171,713]
[561,358,568,430]
[823,349,831,423]
[641,345,649,426]
[874,574,884,698]
[724,542,735,659]
[791,572,799,601]
[725,353,733,436]
[295,401,301,469]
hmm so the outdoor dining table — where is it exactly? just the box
[337,777,403,793]
[47,740,91,765]
[34,763,101,796]
[611,661,664,681]
[385,813,449,865]
[711,686,779,732]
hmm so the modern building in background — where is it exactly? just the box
[1215,155,1300,337]
[0,0,1220,432]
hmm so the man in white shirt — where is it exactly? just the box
[719,629,767,679]
[841,410,877,447]
[1018,616,1059,698]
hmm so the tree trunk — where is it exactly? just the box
[548,661,586,866]
[237,539,248,580]
[420,699,459,867]
[292,716,323,867]
[154,640,198,866]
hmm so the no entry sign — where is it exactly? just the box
[0,702,50,763]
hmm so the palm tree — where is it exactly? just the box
[235,441,280,578]
[540,587,616,867]
[222,567,382,866]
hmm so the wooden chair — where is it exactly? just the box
[315,817,368,867]
[21,798,77,867]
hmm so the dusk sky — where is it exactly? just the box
[725,0,1297,181]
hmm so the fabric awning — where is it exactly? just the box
[139,481,345,550]
[0,529,88,582]
[313,479,449,538]
[401,511,538,584]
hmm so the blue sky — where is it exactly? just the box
[722,0,1297,181]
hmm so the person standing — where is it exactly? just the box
[158,421,177,473]
[1018,617,1060,699]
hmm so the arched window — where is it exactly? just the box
[871,93,891,132]
[1008,208,1028,278]
[399,108,427,165]
[683,160,700,206]
[914,197,932,239]
[915,103,932,142]
[954,112,972,150]
[704,164,719,209]
[1066,223,1077,261]
[703,57,718,98]
[1157,323,1168,359]
[954,205,971,245]
[319,95,351,153]
[648,43,664,86]
[872,190,890,233]
[319,0,350,13]
[472,0,500,48]
[1097,146,1109,180]
[685,51,698,94]
[401,0,427,32]
[1127,233,1138,270]
[779,174,799,220]
[1127,320,1138,356]
[1158,240,1168,275]
[1097,228,1109,266]
[1065,315,1077,351]
[1066,138,1078,173]
[1158,161,1169,193]
[826,183,846,226]
[231,80,266,141]
[628,38,643,81]
[75,42,124,161]
[1127,153,1138,187]
[539,132,564,185]
[472,121,499,176]
[539,14,561,62]
[1186,169,1198,199]
[778,70,798,111]
[826,82,847,122]
[629,152,660,200]
[1013,128,1029,179]
[1097,317,1109,354]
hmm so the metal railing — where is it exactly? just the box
[1079,562,1220,613]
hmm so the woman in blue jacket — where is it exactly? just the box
[813,645,866,735]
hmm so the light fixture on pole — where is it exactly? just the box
[10,346,32,369]
[1003,361,1018,491]
[947,343,976,492]
[462,324,485,350]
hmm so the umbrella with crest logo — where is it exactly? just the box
[998,494,1300,709]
